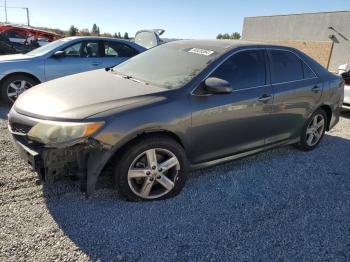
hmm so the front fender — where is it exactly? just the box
[0,61,45,82]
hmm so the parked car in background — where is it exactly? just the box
[8,40,343,201]
[0,36,146,104]
[338,64,350,110]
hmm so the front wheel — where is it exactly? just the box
[295,108,327,151]
[114,136,189,201]
[1,74,37,104]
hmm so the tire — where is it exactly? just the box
[294,108,327,151]
[113,135,189,201]
[1,74,38,104]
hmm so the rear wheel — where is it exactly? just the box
[1,74,38,104]
[114,136,189,201]
[295,108,327,151]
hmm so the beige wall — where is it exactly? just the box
[242,12,350,71]
[247,39,334,70]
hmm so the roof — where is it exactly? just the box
[163,39,281,54]
[245,10,350,19]
[64,36,131,42]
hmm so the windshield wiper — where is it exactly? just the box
[111,70,149,85]
[128,77,149,85]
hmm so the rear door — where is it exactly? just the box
[190,49,274,163]
[266,49,322,144]
[44,40,103,80]
[102,41,139,68]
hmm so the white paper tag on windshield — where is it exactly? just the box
[188,48,214,56]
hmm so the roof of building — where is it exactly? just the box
[245,10,350,19]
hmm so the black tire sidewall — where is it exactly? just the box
[1,75,37,104]
[114,136,189,201]
[298,108,327,151]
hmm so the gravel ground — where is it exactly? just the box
[0,105,349,262]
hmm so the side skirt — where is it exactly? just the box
[190,138,299,170]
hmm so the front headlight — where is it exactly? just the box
[27,121,104,146]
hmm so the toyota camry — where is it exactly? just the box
[8,40,344,201]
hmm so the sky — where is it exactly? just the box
[0,0,349,39]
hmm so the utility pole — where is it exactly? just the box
[4,0,7,23]
[25,8,29,26]
[0,5,30,26]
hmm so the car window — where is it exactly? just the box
[62,42,82,57]
[210,50,266,90]
[303,62,316,79]
[269,50,303,84]
[61,41,100,58]
[82,41,100,57]
[104,41,138,58]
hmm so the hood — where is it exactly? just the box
[14,69,167,120]
[0,54,35,63]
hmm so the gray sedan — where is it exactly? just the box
[8,40,343,201]
[0,36,146,104]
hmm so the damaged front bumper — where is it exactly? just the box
[10,131,109,196]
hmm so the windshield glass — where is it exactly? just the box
[113,43,220,89]
[26,39,67,56]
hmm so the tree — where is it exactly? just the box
[80,28,91,36]
[69,25,78,36]
[118,32,121,38]
[123,32,129,39]
[216,32,241,40]
[92,24,99,35]
[97,26,100,35]
[113,32,118,38]
[231,32,241,40]
[222,33,230,39]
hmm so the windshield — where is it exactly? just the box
[26,39,67,56]
[113,43,220,89]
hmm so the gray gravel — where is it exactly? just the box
[0,105,349,262]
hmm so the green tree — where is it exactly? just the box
[216,33,223,39]
[222,33,230,39]
[69,25,78,36]
[80,28,90,36]
[123,32,129,39]
[118,32,121,38]
[113,32,118,38]
[92,24,99,35]
[231,32,241,39]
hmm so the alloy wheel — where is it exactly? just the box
[305,113,325,146]
[7,80,33,102]
[127,148,180,199]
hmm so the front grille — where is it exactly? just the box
[10,123,32,134]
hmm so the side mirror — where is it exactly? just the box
[53,50,65,58]
[204,77,232,94]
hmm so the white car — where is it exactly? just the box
[338,64,350,110]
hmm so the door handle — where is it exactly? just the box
[92,62,102,66]
[311,85,321,93]
[258,94,272,103]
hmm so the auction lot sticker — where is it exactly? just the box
[188,48,214,56]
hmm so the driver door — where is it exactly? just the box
[189,49,274,164]
[44,40,103,81]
